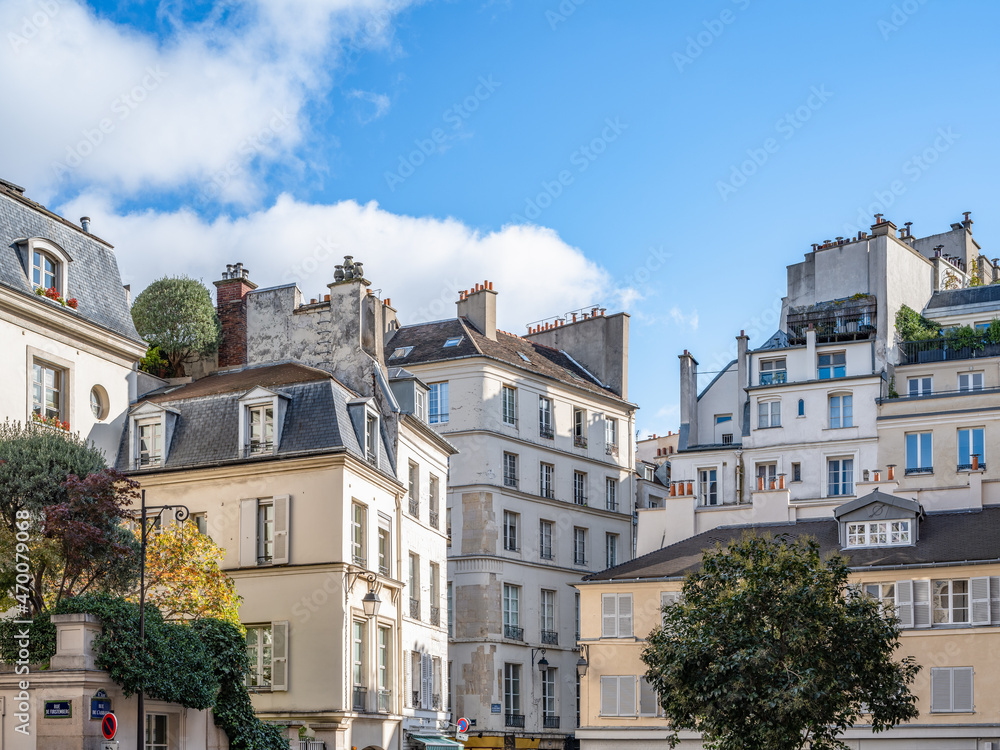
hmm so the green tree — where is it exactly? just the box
[131,276,221,377]
[642,534,920,750]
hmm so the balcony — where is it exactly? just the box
[376,689,392,713]
[430,606,440,626]
[758,371,787,385]
[905,466,933,476]
[900,337,1000,365]
[352,554,366,567]
[958,462,987,472]
[409,498,420,517]
[505,713,525,728]
[573,435,588,449]
[539,426,554,440]
[409,597,421,620]
[352,686,367,712]
[429,509,439,529]
[605,443,619,457]
[787,296,877,344]
[543,716,561,729]
[541,629,558,645]
[504,476,519,490]
[504,624,524,640]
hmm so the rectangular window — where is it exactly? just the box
[759,358,787,385]
[575,592,581,641]
[539,520,553,560]
[247,404,274,453]
[758,399,780,428]
[847,520,910,547]
[503,452,518,489]
[447,582,453,636]
[908,376,932,397]
[137,420,163,467]
[698,468,718,506]
[415,388,427,421]
[377,521,390,576]
[605,477,618,511]
[429,474,440,529]
[958,372,984,392]
[930,667,974,713]
[542,667,557,718]
[408,553,420,620]
[791,462,801,482]
[502,385,518,426]
[601,593,633,638]
[429,382,449,423]
[639,678,660,717]
[573,471,586,505]
[377,626,391,696]
[192,512,209,536]
[905,432,933,474]
[829,394,853,428]
[146,713,168,750]
[600,675,637,717]
[573,528,587,566]
[827,458,854,497]
[958,427,985,470]
[408,461,419,516]
[605,417,618,447]
[352,620,367,687]
[540,463,554,499]
[933,580,970,624]
[365,414,379,464]
[503,584,521,639]
[351,502,366,566]
[574,407,587,447]
[430,562,440,625]
[257,500,275,563]
[245,625,273,688]
[541,589,556,634]
[605,533,619,568]
[538,397,553,438]
[504,663,521,715]
[503,510,519,551]
[31,362,62,423]
[32,250,58,291]
[818,351,846,379]
[756,463,776,489]
[864,582,896,615]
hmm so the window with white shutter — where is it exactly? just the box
[895,580,914,628]
[600,676,637,716]
[601,593,633,638]
[930,667,974,712]
[991,576,1000,624]
[639,677,660,716]
[403,650,412,708]
[913,579,932,627]
[271,620,288,691]
[239,496,290,566]
[600,675,618,716]
[970,577,991,626]
[618,594,633,637]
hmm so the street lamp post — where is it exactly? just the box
[135,489,189,750]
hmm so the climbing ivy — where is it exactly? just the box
[0,594,286,750]
[894,305,940,341]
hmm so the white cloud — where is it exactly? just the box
[669,306,699,330]
[59,192,625,333]
[0,0,412,203]
[347,89,392,124]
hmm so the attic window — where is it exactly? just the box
[846,520,911,548]
[390,346,414,359]
[443,337,463,348]
[518,353,531,363]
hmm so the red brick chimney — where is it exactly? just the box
[213,262,257,368]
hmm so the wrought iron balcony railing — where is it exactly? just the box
[504,624,523,640]
[352,686,367,712]
[505,713,525,728]
[409,597,420,620]
[541,629,558,645]
[543,716,560,729]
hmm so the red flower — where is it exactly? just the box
[45,286,59,300]
[67,298,78,309]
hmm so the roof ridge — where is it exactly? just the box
[457,317,485,355]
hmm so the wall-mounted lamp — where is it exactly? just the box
[349,571,382,619]
[576,645,589,677]
[531,647,549,672]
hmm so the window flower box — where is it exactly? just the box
[32,413,70,431]
[34,286,78,309]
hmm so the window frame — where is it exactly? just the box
[503,452,519,489]
[539,462,555,499]
[828,392,853,429]
[930,666,974,713]
[846,520,911,548]
[504,662,522,715]
[605,477,618,511]
[759,357,787,385]
[351,502,367,566]
[698,467,718,506]
[957,427,985,470]
[818,351,846,379]
[958,372,984,392]
[428,382,449,424]
[905,431,933,474]
[31,360,65,424]
[573,527,587,566]
[605,532,619,568]
[538,396,554,438]
[758,399,781,429]
[573,471,586,505]
[502,385,518,426]
[933,579,970,625]
[502,510,519,552]
[827,457,854,497]
[908,376,932,397]
[539,520,553,560]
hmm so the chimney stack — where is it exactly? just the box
[678,350,699,450]
[456,280,497,340]
[214,262,258,368]
[80,217,91,234]
[735,330,749,437]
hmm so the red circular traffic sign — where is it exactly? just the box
[457,717,469,733]
[101,712,117,740]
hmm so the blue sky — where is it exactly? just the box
[3,0,1000,435]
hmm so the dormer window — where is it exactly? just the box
[247,404,274,454]
[18,238,72,299]
[137,419,163,467]
[835,491,921,550]
[238,387,288,458]
[128,402,178,469]
[846,520,911,548]
[33,250,58,292]
[366,413,379,465]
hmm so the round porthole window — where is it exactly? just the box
[90,385,109,420]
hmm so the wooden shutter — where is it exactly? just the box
[403,650,411,708]
[619,676,637,717]
[618,594,633,637]
[953,667,974,712]
[239,499,257,566]
[271,621,289,691]
[602,594,617,637]
[931,668,950,712]
[600,676,618,716]
[421,653,432,708]
[272,495,290,565]
[990,577,1000,624]
[639,677,658,716]
[895,580,913,628]
[913,579,932,628]
[971,577,991,625]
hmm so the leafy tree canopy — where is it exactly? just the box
[894,304,940,341]
[642,534,920,750]
[131,276,221,376]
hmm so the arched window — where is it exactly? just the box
[32,250,59,291]
[797,398,805,416]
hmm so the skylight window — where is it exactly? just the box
[518,352,531,363]
[390,346,414,359]
[443,337,463,348]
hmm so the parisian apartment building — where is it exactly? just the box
[383,285,637,750]
[575,213,1000,750]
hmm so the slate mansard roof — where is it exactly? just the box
[585,505,1000,582]
[116,363,397,476]
[385,317,630,403]
[0,180,143,344]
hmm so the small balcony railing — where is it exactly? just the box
[504,476,519,489]
[352,686,367,712]
[574,556,587,567]
[543,716,560,729]
[759,371,787,385]
[134,455,162,470]
[430,606,440,626]
[904,466,933,476]
[409,598,421,620]
[504,624,523,641]
[429,510,439,529]
[540,487,555,500]
[409,498,420,517]
[573,435,588,448]
[244,440,274,457]
[299,741,326,750]
[606,501,619,512]
[379,563,390,576]
[505,713,525,728]
[573,494,587,506]
[958,462,987,472]
[376,689,392,713]
[541,629,558,645]
[367,451,378,466]
[540,548,554,560]
[606,443,619,457]
[539,426,554,440]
